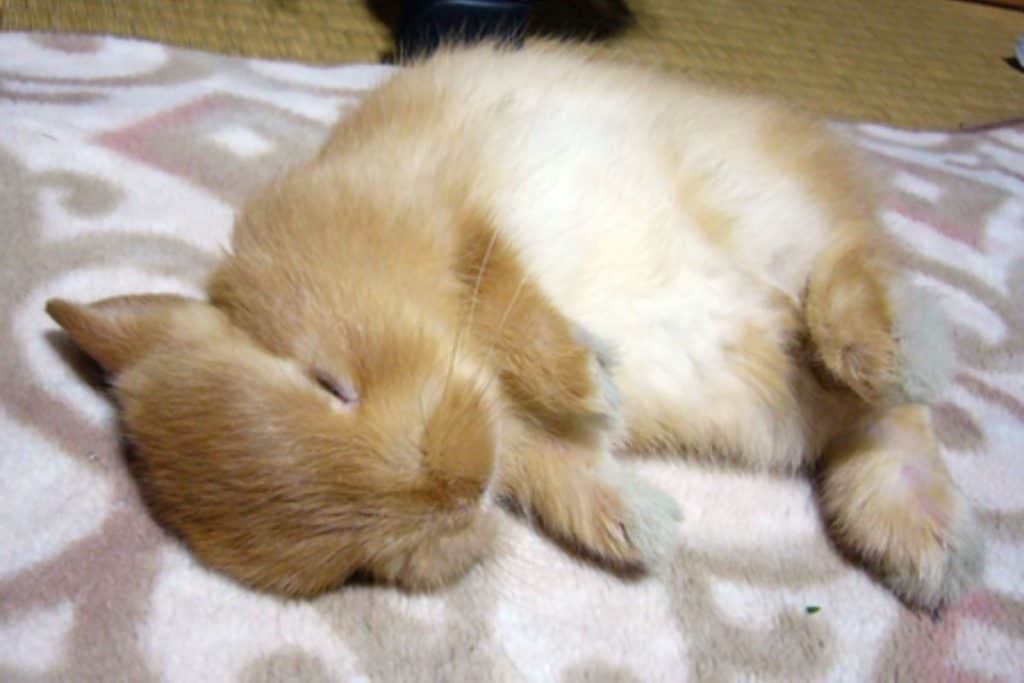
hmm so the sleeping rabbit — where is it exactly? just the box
[48,42,981,610]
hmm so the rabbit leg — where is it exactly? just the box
[805,229,901,403]
[458,225,621,446]
[497,424,681,569]
[817,404,983,610]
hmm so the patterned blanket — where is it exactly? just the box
[1,33,1022,682]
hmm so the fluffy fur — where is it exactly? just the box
[47,43,980,609]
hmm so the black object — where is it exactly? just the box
[398,0,532,59]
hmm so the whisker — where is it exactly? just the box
[436,269,530,456]
[441,226,500,414]
[472,270,530,400]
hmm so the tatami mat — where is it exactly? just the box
[2,0,1023,127]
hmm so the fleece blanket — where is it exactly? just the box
[1,32,1022,682]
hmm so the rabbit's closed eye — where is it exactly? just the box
[314,369,359,406]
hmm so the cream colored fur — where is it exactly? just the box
[47,42,981,610]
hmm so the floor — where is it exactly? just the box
[2,0,1023,128]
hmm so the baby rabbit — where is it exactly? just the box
[48,42,981,609]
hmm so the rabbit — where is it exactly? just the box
[47,41,981,609]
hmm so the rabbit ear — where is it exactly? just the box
[46,294,223,375]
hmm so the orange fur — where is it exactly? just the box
[455,222,620,445]
[497,422,680,568]
[819,405,982,610]
[46,42,980,608]
[761,111,901,402]
[48,295,500,595]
